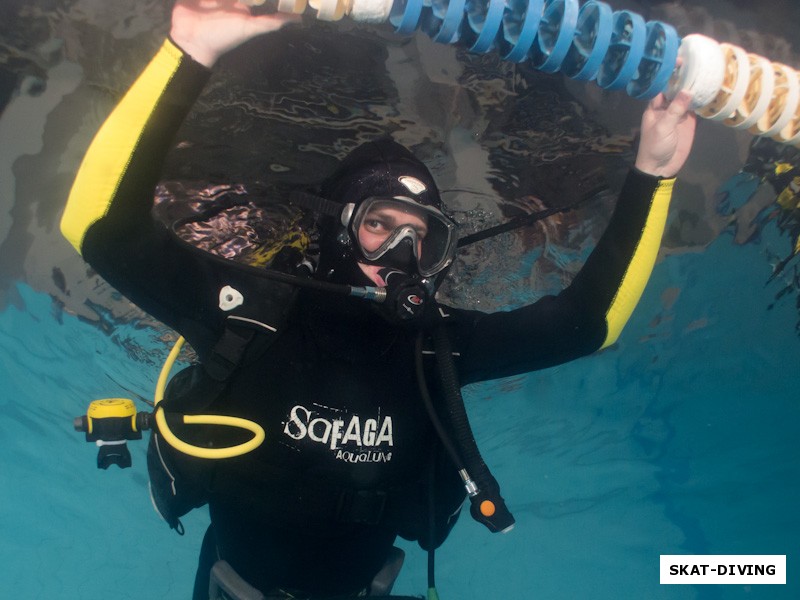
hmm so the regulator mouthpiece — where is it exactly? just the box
[376,267,431,322]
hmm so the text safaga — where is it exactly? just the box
[283,404,394,463]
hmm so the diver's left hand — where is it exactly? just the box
[634,90,697,178]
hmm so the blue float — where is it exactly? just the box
[532,0,580,73]
[389,0,424,35]
[561,0,613,81]
[423,0,468,44]
[626,21,679,99]
[465,0,507,54]
[596,10,647,90]
[499,0,544,63]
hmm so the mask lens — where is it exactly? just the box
[417,214,452,275]
[352,197,455,276]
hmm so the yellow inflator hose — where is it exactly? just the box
[153,336,265,459]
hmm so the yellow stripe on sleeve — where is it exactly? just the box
[601,177,675,348]
[61,39,184,253]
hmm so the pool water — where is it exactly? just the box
[2,1,799,598]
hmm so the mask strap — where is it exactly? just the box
[456,184,607,248]
[287,190,345,219]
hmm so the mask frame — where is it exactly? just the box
[342,195,458,277]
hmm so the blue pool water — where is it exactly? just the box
[2,0,800,598]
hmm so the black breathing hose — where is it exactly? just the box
[415,327,515,534]
[414,332,468,473]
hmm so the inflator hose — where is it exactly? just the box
[417,324,515,534]
[414,332,467,473]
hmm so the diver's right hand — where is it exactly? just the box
[171,0,300,68]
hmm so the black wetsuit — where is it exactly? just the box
[62,39,677,598]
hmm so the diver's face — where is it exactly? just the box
[356,203,427,286]
[358,203,428,253]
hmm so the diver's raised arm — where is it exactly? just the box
[170,0,299,68]
[60,1,299,338]
[454,92,699,385]
[549,91,696,349]
[634,90,697,178]
[61,1,298,255]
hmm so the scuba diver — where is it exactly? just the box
[61,1,697,598]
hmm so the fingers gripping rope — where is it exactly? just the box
[240,0,800,147]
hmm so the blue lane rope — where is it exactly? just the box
[532,0,580,73]
[465,0,507,54]
[424,0,469,44]
[499,0,544,63]
[341,0,798,146]
[561,0,612,81]
[384,0,681,99]
[626,21,679,99]
[390,0,424,35]
[596,10,647,90]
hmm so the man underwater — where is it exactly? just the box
[61,1,697,598]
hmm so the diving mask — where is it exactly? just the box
[342,195,457,277]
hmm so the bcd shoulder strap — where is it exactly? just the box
[204,321,259,382]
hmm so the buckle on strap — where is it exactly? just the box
[336,489,387,525]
